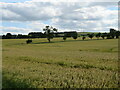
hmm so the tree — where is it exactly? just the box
[72,32,78,40]
[101,32,107,39]
[17,34,23,39]
[63,33,67,41]
[6,33,12,39]
[115,31,120,39]
[53,28,58,32]
[2,35,6,39]
[73,36,77,40]
[88,33,94,39]
[101,34,105,39]
[95,32,101,39]
[43,26,57,42]
[106,33,112,39]
[110,28,116,39]
[82,36,86,40]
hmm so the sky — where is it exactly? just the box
[0,0,119,35]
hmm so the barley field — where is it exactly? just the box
[2,37,118,88]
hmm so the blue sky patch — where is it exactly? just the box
[108,6,118,10]
[2,21,28,28]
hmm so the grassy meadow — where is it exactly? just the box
[2,37,118,88]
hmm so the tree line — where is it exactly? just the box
[2,26,120,43]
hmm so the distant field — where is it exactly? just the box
[2,37,118,88]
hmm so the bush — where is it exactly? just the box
[26,39,32,44]
[63,37,67,41]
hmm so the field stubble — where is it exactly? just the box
[2,38,118,88]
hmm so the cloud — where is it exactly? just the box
[1,1,117,21]
[0,1,118,34]
[0,26,32,34]
[1,2,62,21]
[28,21,48,32]
[29,0,119,2]
[51,5,118,31]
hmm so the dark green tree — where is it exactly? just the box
[6,33,12,39]
[72,32,78,40]
[63,33,67,41]
[115,31,120,39]
[88,33,94,39]
[95,32,101,39]
[2,35,6,39]
[106,33,112,39]
[101,34,105,39]
[43,26,57,42]
[82,36,86,40]
[110,28,116,39]
[101,33,107,39]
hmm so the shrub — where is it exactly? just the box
[26,39,32,44]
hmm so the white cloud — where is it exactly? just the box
[50,5,118,32]
[28,21,48,32]
[0,1,118,34]
[0,26,32,34]
[29,0,119,2]
[1,2,62,21]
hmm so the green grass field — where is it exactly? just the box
[2,37,118,88]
